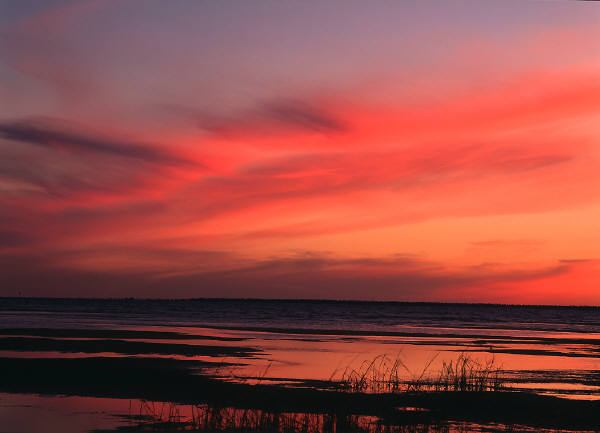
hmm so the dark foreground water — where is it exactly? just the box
[1,298,600,432]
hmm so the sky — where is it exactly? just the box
[1,0,600,304]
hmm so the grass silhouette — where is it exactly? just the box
[334,353,503,393]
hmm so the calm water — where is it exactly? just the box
[3,298,600,334]
[1,298,600,432]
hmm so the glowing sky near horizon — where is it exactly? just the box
[2,0,600,303]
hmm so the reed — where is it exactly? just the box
[336,353,407,393]
[335,353,504,394]
[431,353,503,392]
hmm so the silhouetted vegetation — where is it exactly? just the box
[335,353,503,394]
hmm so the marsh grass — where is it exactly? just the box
[333,353,408,393]
[335,353,504,394]
[431,353,503,392]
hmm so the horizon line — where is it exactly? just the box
[2,296,599,309]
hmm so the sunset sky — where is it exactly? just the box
[1,1,600,303]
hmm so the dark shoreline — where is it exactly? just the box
[0,336,259,358]
[0,327,246,341]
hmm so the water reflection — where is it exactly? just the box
[124,401,468,433]
[121,401,592,433]
[1,392,595,433]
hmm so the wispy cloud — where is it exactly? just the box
[188,98,347,135]
[0,118,199,201]
[0,118,190,165]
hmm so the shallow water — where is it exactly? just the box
[1,299,600,399]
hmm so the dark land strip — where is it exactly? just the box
[0,328,246,342]
[0,337,259,358]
